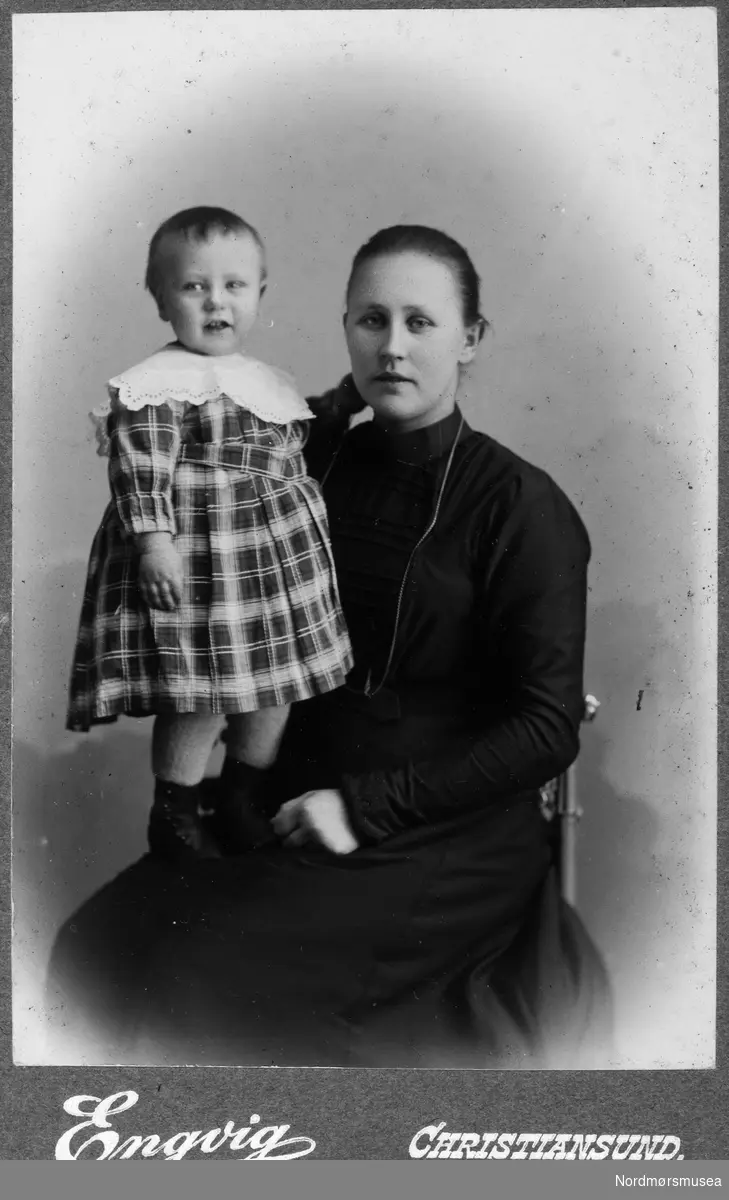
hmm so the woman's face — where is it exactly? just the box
[344,251,481,433]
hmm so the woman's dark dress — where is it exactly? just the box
[48,397,611,1067]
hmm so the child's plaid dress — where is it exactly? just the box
[67,345,353,730]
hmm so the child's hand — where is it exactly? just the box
[137,538,183,611]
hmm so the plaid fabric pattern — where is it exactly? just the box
[67,395,353,730]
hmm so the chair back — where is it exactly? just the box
[539,695,600,906]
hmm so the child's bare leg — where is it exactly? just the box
[152,712,226,784]
[224,705,291,769]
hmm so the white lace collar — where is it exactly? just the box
[107,343,314,424]
[89,344,314,456]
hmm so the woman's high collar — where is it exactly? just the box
[369,407,469,466]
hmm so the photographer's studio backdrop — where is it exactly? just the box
[12,10,717,1067]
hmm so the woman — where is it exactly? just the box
[47,225,611,1067]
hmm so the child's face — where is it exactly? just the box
[155,231,265,356]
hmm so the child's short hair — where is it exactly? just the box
[145,206,266,300]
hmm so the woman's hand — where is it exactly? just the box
[306,375,367,426]
[272,790,359,855]
[137,534,183,611]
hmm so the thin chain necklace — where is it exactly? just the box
[324,412,465,701]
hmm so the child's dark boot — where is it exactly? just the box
[148,778,222,863]
[209,757,279,855]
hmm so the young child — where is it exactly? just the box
[67,206,353,863]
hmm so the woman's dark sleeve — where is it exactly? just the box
[340,475,591,845]
[303,375,366,481]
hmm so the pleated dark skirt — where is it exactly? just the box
[46,794,612,1068]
